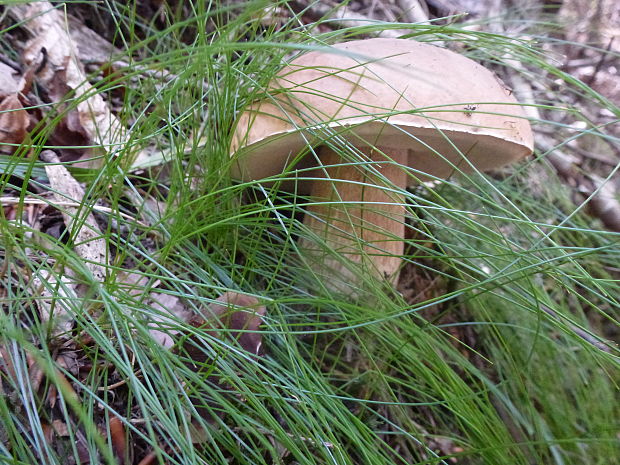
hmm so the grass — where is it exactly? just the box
[0,1,618,464]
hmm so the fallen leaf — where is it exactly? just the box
[66,14,121,64]
[8,3,130,162]
[30,269,78,339]
[43,63,93,161]
[51,420,69,437]
[0,94,30,150]
[41,150,108,283]
[117,271,192,349]
[0,62,21,98]
[185,292,266,360]
[109,416,127,465]
[41,422,54,444]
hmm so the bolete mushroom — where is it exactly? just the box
[231,38,533,291]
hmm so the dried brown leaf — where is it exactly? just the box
[44,69,92,160]
[109,416,127,465]
[51,419,69,437]
[0,94,30,149]
[75,429,93,464]
[186,292,266,358]
[8,3,129,161]
[41,422,54,444]
[26,351,45,393]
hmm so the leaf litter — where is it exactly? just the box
[1,2,269,460]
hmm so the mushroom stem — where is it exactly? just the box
[301,146,408,289]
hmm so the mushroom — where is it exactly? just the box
[231,38,533,292]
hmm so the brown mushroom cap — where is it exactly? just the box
[231,38,533,190]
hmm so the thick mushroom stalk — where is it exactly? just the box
[302,147,408,287]
[231,38,534,294]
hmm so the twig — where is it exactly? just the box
[538,137,620,232]
[584,36,615,87]
[582,174,620,232]
[0,196,147,227]
[541,305,615,353]
[0,54,22,73]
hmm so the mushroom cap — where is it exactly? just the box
[231,38,533,191]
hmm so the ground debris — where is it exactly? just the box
[7,3,130,161]
[41,150,107,283]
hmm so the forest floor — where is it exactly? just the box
[0,1,618,464]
